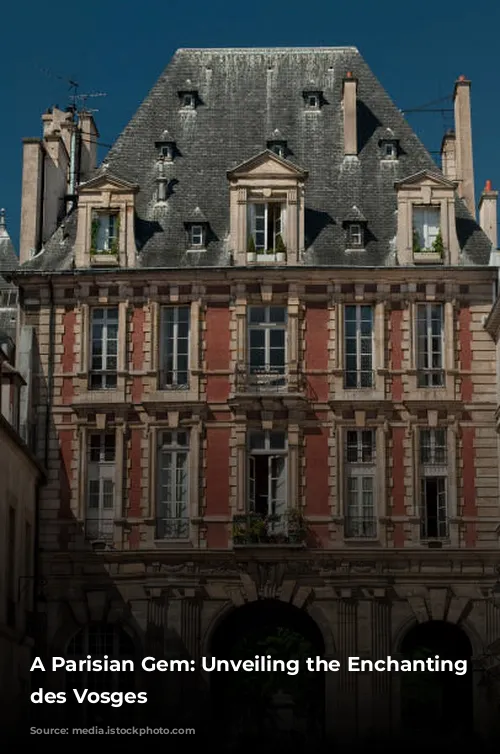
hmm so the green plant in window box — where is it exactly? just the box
[286,508,307,543]
[247,235,256,254]
[432,229,444,256]
[275,234,287,255]
[248,516,267,542]
[232,522,246,544]
[412,228,421,254]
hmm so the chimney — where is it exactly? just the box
[479,180,498,249]
[19,138,44,264]
[454,75,475,216]
[78,112,99,182]
[440,129,456,181]
[342,72,358,156]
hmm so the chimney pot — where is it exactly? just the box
[485,179,493,192]
[453,75,475,216]
[458,75,466,81]
[342,73,358,156]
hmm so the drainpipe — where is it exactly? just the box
[45,277,55,470]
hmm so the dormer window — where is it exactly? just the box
[248,202,285,253]
[91,211,119,255]
[347,223,364,248]
[303,90,322,110]
[413,206,441,251]
[155,129,176,162]
[267,129,287,158]
[179,91,197,110]
[190,224,204,248]
[160,144,174,161]
[381,139,398,160]
[184,207,208,251]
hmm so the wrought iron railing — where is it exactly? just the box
[420,515,449,540]
[232,511,307,545]
[158,369,190,390]
[234,364,304,394]
[85,518,114,543]
[344,515,378,539]
[156,517,190,540]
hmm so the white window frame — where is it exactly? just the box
[248,431,287,528]
[413,205,440,251]
[348,223,363,247]
[190,224,204,248]
[160,144,173,161]
[247,306,287,389]
[159,306,190,389]
[95,213,118,253]
[86,432,116,541]
[416,303,445,387]
[382,141,397,159]
[419,428,448,540]
[305,93,320,109]
[156,430,190,540]
[182,93,195,109]
[89,307,119,390]
[344,429,376,538]
[344,304,374,388]
[248,202,285,253]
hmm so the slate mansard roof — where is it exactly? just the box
[24,46,492,271]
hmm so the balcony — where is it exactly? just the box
[232,511,307,546]
[344,515,378,539]
[85,517,114,543]
[156,517,190,540]
[420,516,449,542]
[234,364,305,395]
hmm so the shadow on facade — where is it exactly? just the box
[399,620,473,748]
[208,599,325,752]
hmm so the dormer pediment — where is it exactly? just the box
[227,150,308,181]
[78,171,140,195]
[395,169,458,191]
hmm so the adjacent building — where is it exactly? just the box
[9,48,500,744]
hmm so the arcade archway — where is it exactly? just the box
[400,620,473,739]
[209,599,326,749]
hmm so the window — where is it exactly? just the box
[160,144,173,161]
[268,142,286,158]
[248,431,287,528]
[303,91,321,110]
[89,307,118,389]
[0,289,17,307]
[248,306,287,389]
[92,213,119,254]
[6,506,15,627]
[86,433,116,542]
[248,203,285,253]
[181,92,196,109]
[157,430,189,539]
[344,430,376,538]
[413,206,440,251]
[416,304,444,387]
[344,305,374,388]
[159,306,190,389]
[347,223,363,248]
[419,428,448,539]
[381,140,398,159]
[189,224,204,248]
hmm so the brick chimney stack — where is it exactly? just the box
[343,72,358,156]
[453,75,475,217]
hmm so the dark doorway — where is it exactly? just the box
[400,621,473,743]
[209,599,325,752]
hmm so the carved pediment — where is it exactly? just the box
[227,149,308,180]
[78,171,140,194]
[395,169,458,191]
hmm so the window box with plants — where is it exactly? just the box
[412,228,444,264]
[246,234,287,263]
[232,510,306,546]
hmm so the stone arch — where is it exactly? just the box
[207,598,327,748]
[393,614,484,658]
[398,619,474,740]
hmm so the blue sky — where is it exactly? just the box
[1,0,498,251]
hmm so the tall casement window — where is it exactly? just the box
[416,304,444,387]
[413,206,440,251]
[86,433,116,542]
[90,307,118,389]
[344,430,377,538]
[248,431,287,524]
[248,203,285,252]
[419,428,448,540]
[159,306,190,389]
[157,430,189,540]
[248,306,287,389]
[344,305,374,388]
[91,212,119,254]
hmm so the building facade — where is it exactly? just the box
[10,48,500,745]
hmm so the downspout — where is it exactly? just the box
[45,277,55,470]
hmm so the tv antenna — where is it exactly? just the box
[38,67,107,115]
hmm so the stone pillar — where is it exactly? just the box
[371,598,392,740]
[336,598,358,742]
